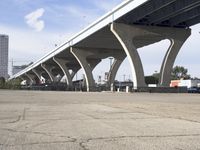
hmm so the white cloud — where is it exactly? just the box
[25,8,45,32]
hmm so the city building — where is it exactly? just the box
[0,34,8,79]
[12,65,27,75]
[12,62,33,75]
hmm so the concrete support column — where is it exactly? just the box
[70,47,96,92]
[111,23,191,88]
[107,57,125,90]
[25,73,35,85]
[71,70,77,80]
[53,57,73,88]
[20,75,30,85]
[41,64,55,82]
[159,32,191,86]
[71,68,81,80]
[32,69,42,84]
[111,23,146,89]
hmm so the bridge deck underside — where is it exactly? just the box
[117,0,200,28]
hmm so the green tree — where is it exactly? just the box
[145,76,159,85]
[171,66,190,80]
[5,78,22,89]
[0,77,6,89]
[145,71,160,85]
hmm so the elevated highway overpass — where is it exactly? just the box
[10,0,200,91]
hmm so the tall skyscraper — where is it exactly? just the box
[0,34,9,79]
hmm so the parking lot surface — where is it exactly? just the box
[0,90,200,150]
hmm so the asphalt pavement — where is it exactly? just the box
[0,90,200,150]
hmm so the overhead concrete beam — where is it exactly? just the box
[149,0,200,24]
[169,6,200,26]
[111,23,146,89]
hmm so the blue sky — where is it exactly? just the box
[0,0,200,81]
[0,0,121,31]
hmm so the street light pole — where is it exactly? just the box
[76,73,78,81]
[109,57,113,71]
[154,70,158,85]
[123,74,126,82]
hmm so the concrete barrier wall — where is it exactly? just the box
[135,87,188,93]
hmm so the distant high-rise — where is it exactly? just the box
[0,34,9,79]
[13,65,27,75]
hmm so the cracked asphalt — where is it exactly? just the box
[0,90,200,150]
